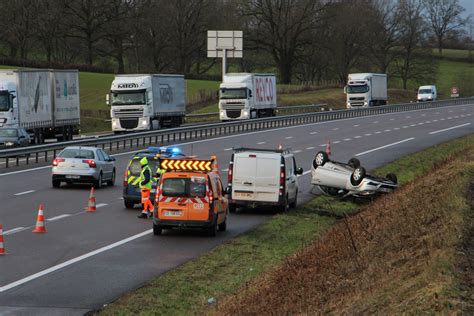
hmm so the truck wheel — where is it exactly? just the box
[350,167,366,186]
[124,199,135,209]
[153,223,162,235]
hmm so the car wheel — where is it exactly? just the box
[229,203,237,213]
[313,151,329,168]
[279,195,289,212]
[218,216,227,232]
[347,158,360,169]
[52,179,61,188]
[153,223,162,235]
[124,199,135,209]
[386,173,398,184]
[94,173,103,189]
[289,190,298,208]
[107,169,116,186]
[207,218,218,237]
[350,166,366,186]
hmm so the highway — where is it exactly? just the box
[0,104,472,315]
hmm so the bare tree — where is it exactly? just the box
[240,0,327,84]
[424,0,469,56]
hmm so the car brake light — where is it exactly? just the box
[83,159,96,168]
[52,158,65,166]
[123,170,128,187]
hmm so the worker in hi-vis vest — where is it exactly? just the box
[138,157,154,218]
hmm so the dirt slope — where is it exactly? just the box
[216,148,474,315]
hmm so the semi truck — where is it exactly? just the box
[107,74,186,133]
[0,69,80,144]
[219,73,277,121]
[345,73,387,108]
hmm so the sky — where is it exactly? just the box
[459,0,473,20]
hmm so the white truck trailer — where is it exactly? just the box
[219,73,277,120]
[0,69,80,143]
[345,73,387,108]
[107,74,186,133]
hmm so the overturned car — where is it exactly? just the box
[311,151,398,197]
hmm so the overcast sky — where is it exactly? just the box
[459,0,473,20]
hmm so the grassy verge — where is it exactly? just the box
[99,134,474,315]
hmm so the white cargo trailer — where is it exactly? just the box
[219,73,277,120]
[108,74,186,133]
[0,69,80,143]
[345,73,387,108]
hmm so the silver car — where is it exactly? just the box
[52,146,116,188]
[311,151,397,197]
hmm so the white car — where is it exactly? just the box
[52,146,116,189]
[311,151,397,197]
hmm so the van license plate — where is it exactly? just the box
[65,175,80,179]
[164,211,182,217]
[236,192,252,198]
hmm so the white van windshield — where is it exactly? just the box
[418,89,432,94]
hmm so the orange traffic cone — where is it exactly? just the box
[86,187,97,212]
[33,204,47,233]
[326,139,331,156]
[0,224,6,255]
[211,156,219,175]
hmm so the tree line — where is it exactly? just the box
[0,0,469,87]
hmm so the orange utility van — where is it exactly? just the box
[153,157,229,237]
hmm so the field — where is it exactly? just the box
[98,134,474,315]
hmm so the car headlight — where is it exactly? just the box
[5,141,15,146]
[141,119,148,126]
[112,120,117,127]
[243,110,248,116]
[364,101,368,106]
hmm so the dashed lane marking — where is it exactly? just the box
[293,150,302,153]
[390,118,395,121]
[96,203,108,208]
[285,136,293,139]
[224,148,233,151]
[364,133,372,136]
[375,131,382,134]
[221,168,228,172]
[333,141,341,144]
[47,214,71,222]
[332,128,339,131]
[353,124,360,127]
[14,190,35,196]
[343,138,351,141]
[310,132,318,135]
[355,137,415,157]
[354,136,362,138]
[384,129,391,132]
[429,123,471,135]
[403,126,408,128]
[257,141,266,145]
[393,127,400,130]
[306,147,315,150]
[373,121,379,124]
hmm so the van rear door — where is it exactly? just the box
[160,176,189,220]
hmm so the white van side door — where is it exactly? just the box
[284,156,297,200]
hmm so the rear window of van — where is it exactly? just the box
[162,178,206,198]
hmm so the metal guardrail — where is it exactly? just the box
[184,104,326,118]
[0,97,472,169]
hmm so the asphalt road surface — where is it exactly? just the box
[0,104,472,315]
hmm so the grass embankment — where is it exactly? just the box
[99,134,474,315]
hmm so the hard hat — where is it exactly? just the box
[140,157,148,166]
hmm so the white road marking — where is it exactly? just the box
[224,148,233,151]
[0,229,153,293]
[390,118,395,121]
[319,144,327,147]
[302,170,311,176]
[425,121,431,124]
[332,127,339,131]
[393,127,400,130]
[460,115,465,118]
[14,190,35,196]
[373,121,379,124]
[355,137,415,157]
[310,131,318,135]
[454,116,459,119]
[354,136,362,138]
[353,124,360,127]
[364,133,372,136]
[440,118,445,121]
[418,123,424,125]
[343,138,351,141]
[421,114,426,117]
[375,131,382,134]
[96,203,108,208]
[384,129,391,132]
[433,120,438,122]
[429,123,471,135]
[306,147,315,150]
[47,214,71,222]
[332,141,341,144]
[293,150,302,153]
[447,117,452,119]
[3,227,25,235]
[257,141,266,145]
[285,136,293,139]
[403,126,408,128]
[406,116,411,119]
[410,124,417,127]
[449,110,453,113]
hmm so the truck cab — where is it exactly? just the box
[345,73,387,108]
[417,85,437,102]
[0,73,18,129]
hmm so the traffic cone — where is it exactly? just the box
[86,187,97,212]
[212,156,219,175]
[32,204,47,233]
[326,139,331,156]
[0,224,6,255]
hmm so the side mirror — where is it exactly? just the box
[248,89,252,98]
[105,94,110,106]
[225,186,232,195]
[343,86,347,93]
[19,135,25,139]
[296,167,303,175]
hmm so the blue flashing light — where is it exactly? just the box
[171,147,181,154]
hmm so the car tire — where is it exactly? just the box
[350,166,366,186]
[218,217,227,232]
[313,151,329,168]
[94,173,103,189]
[347,158,360,169]
[289,190,298,209]
[107,169,116,186]
[207,218,218,237]
[386,173,398,184]
[153,223,162,235]
[124,199,135,209]
[229,203,237,213]
[279,195,289,212]
[52,179,61,188]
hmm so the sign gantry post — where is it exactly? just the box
[207,31,243,80]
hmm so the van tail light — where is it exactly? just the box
[52,158,65,166]
[123,170,128,187]
[83,159,97,168]
[227,161,233,183]
[279,163,285,196]
[208,189,214,220]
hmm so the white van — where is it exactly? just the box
[417,85,437,102]
[226,148,303,212]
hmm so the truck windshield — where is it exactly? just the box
[220,88,247,99]
[0,94,11,111]
[111,92,146,105]
[347,85,369,94]
[0,128,18,137]
[418,89,432,94]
